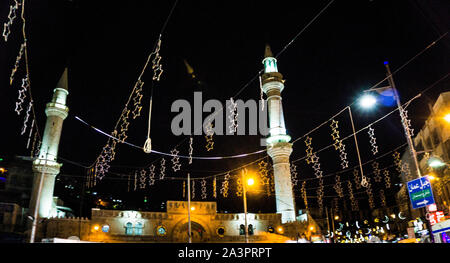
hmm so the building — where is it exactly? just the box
[43,200,285,243]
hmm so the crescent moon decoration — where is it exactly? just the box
[398,212,406,220]
[382,216,389,223]
[356,221,360,229]
[337,223,344,232]
[365,228,371,235]
[346,231,351,238]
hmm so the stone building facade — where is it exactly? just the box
[43,200,283,242]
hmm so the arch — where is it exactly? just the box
[171,217,212,243]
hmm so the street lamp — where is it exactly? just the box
[443,113,450,123]
[427,156,447,169]
[359,94,377,109]
[241,168,256,243]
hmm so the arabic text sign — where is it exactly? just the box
[407,177,435,209]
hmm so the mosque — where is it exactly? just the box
[26,45,322,243]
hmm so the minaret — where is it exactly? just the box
[29,68,69,219]
[261,45,296,223]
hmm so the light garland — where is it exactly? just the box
[228,97,238,134]
[188,136,193,164]
[15,76,28,115]
[191,180,195,199]
[201,179,207,199]
[368,125,378,155]
[365,178,375,209]
[131,79,144,119]
[170,148,181,172]
[21,99,32,135]
[236,177,243,197]
[258,75,264,111]
[220,172,230,198]
[205,121,214,151]
[301,181,308,210]
[353,168,362,190]
[383,169,391,188]
[372,161,382,183]
[330,119,348,169]
[333,197,339,215]
[151,36,163,81]
[317,177,324,213]
[148,164,156,186]
[347,181,359,211]
[10,42,25,85]
[139,169,147,189]
[379,189,386,207]
[2,0,20,42]
[159,158,166,180]
[213,176,217,198]
[393,151,402,173]
[290,163,298,186]
[26,119,34,149]
[333,174,344,198]
[400,109,414,137]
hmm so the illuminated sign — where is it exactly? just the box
[429,211,445,225]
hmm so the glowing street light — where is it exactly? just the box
[443,113,450,123]
[427,156,446,168]
[359,94,377,109]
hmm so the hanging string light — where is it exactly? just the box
[368,125,378,155]
[347,181,359,211]
[191,180,195,199]
[15,76,28,115]
[317,177,324,213]
[372,161,382,183]
[10,42,25,85]
[236,177,243,197]
[379,189,387,207]
[400,109,414,137]
[151,36,163,81]
[301,181,308,210]
[333,174,344,198]
[401,162,413,181]
[330,119,348,169]
[228,97,238,134]
[2,0,20,42]
[205,121,214,151]
[393,151,402,173]
[148,164,156,186]
[21,100,32,135]
[26,119,34,149]
[170,148,181,172]
[188,136,193,164]
[333,198,339,215]
[131,79,144,119]
[201,179,207,199]
[159,158,166,180]
[353,168,362,190]
[182,180,186,199]
[220,172,230,198]
[139,169,147,189]
[290,163,298,186]
[365,178,375,209]
[383,169,391,188]
[258,75,264,111]
[213,176,217,198]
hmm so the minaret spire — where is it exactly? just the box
[261,44,296,223]
[29,68,69,222]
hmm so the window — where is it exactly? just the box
[248,224,254,235]
[125,222,133,235]
[135,222,143,235]
[239,224,245,235]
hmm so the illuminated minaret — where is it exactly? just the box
[261,45,296,223]
[29,68,69,219]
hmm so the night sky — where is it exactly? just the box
[1,0,449,218]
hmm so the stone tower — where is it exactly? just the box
[29,68,69,219]
[261,45,296,223]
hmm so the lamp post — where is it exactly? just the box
[187,173,192,243]
[242,169,249,243]
[359,61,436,242]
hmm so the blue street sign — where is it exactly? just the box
[407,177,435,209]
